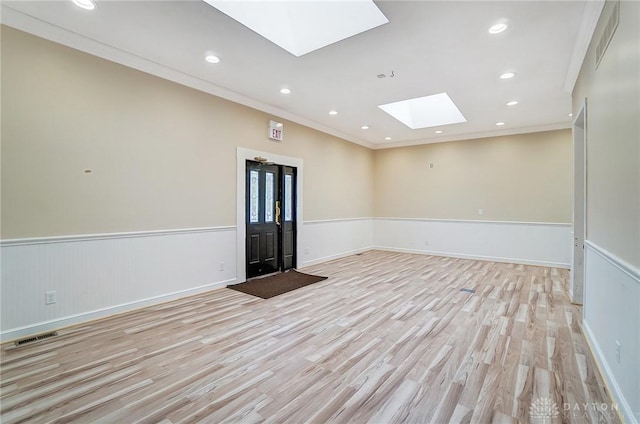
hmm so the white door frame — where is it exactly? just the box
[236,147,304,283]
[570,100,587,305]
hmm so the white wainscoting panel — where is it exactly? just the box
[1,218,577,343]
[301,218,374,266]
[374,218,572,268]
[583,241,640,424]
[0,227,237,342]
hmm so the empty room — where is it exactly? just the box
[1,1,638,423]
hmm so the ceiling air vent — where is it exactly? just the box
[595,0,620,69]
[14,331,58,346]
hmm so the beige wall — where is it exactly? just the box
[572,0,640,267]
[0,26,374,239]
[373,130,573,223]
[570,3,640,420]
[1,26,574,241]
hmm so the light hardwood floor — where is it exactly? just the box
[0,250,618,423]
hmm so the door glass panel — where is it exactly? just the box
[285,174,293,221]
[250,170,259,223]
[265,172,274,222]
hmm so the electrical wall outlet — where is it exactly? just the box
[478,208,484,215]
[219,262,225,271]
[615,340,621,363]
[424,240,430,246]
[304,247,310,254]
[45,291,57,305]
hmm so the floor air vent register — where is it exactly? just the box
[14,331,58,347]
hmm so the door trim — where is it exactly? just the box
[571,99,587,306]
[236,147,304,283]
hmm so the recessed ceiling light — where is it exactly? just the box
[204,0,388,57]
[378,92,466,129]
[361,125,370,130]
[500,72,515,79]
[205,54,220,64]
[435,130,443,134]
[569,113,573,117]
[506,100,519,106]
[72,0,95,10]
[329,110,338,115]
[496,122,505,126]
[280,88,292,94]
[384,137,392,140]
[488,23,507,34]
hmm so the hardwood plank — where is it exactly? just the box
[0,251,619,423]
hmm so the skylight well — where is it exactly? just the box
[203,0,389,57]
[378,93,467,129]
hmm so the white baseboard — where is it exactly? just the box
[374,218,572,268]
[0,279,234,343]
[583,241,640,424]
[372,246,570,268]
[0,218,578,343]
[1,227,237,342]
[301,247,373,267]
[583,321,638,424]
[300,217,572,269]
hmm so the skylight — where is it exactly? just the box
[378,93,467,129]
[203,0,389,57]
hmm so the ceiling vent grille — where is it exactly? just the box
[14,331,58,346]
[595,0,620,69]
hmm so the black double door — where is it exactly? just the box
[246,161,296,278]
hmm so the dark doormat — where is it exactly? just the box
[228,270,328,299]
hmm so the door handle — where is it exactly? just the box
[275,201,281,226]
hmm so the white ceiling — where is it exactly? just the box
[2,1,601,149]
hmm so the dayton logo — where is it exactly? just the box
[529,397,560,423]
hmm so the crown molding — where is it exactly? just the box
[0,5,374,150]
[563,0,605,93]
[371,122,571,150]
